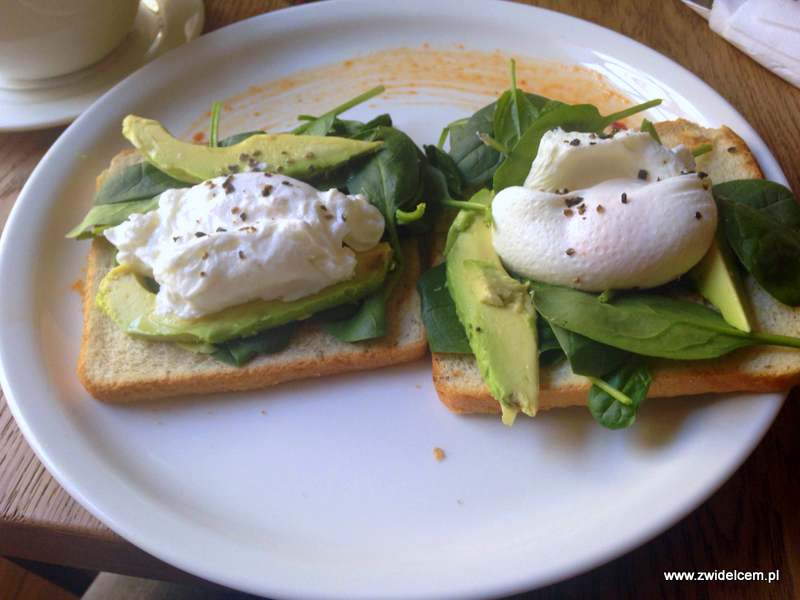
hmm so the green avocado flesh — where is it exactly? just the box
[97,243,393,344]
[122,115,383,183]
[445,190,539,424]
[690,234,754,332]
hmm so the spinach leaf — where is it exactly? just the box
[425,144,463,198]
[292,85,385,136]
[448,102,503,190]
[588,360,652,430]
[417,263,471,353]
[538,99,568,114]
[397,163,446,235]
[437,117,468,149]
[714,180,800,305]
[67,197,158,239]
[493,99,662,191]
[537,318,564,366]
[385,151,456,237]
[715,180,800,228]
[331,114,393,138]
[94,162,189,205]
[306,162,356,193]
[492,60,538,150]
[311,115,397,193]
[218,131,262,147]
[211,323,295,366]
[542,301,649,429]
[322,269,397,342]
[530,280,800,359]
[494,91,536,149]
[346,126,422,256]
[446,91,551,191]
[549,323,630,378]
[322,290,386,341]
[311,302,360,323]
[476,133,510,155]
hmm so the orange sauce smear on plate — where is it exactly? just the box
[184,46,636,140]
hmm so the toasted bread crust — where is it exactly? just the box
[432,118,800,415]
[432,353,800,414]
[654,119,764,181]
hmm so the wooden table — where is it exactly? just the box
[1,1,798,598]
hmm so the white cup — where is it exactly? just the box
[0,0,140,83]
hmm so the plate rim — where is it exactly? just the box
[0,1,789,598]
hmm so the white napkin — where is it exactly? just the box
[704,0,800,88]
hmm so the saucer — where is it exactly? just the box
[0,0,204,132]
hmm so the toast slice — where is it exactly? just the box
[432,119,800,414]
[77,152,427,402]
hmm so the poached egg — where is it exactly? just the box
[524,128,695,191]
[492,127,717,291]
[104,172,385,319]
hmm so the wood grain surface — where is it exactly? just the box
[1,1,798,598]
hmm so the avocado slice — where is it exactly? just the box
[98,243,392,344]
[122,115,383,184]
[690,234,753,332]
[446,190,539,424]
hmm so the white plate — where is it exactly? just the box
[0,0,204,132]
[0,1,787,598]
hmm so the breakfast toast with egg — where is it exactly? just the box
[78,150,427,402]
[432,119,800,414]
